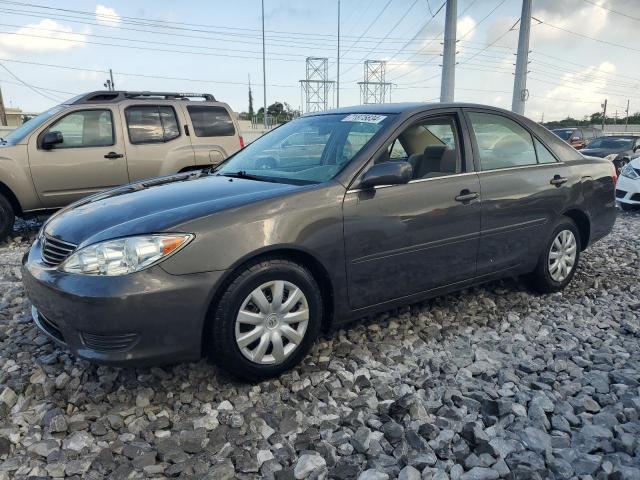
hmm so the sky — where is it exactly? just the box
[0,0,639,122]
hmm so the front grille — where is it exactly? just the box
[631,193,640,201]
[41,235,77,267]
[33,309,66,344]
[80,331,139,352]
[615,189,626,199]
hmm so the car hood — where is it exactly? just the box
[580,147,629,157]
[44,173,304,246]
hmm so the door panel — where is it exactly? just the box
[343,175,481,309]
[28,108,129,208]
[476,164,571,274]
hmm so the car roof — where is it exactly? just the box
[306,102,518,117]
[600,135,639,139]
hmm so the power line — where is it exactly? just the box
[533,16,640,54]
[337,0,393,62]
[580,0,640,23]
[0,62,62,101]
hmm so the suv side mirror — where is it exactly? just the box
[42,131,63,149]
[360,161,412,189]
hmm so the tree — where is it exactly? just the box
[267,101,285,116]
[248,85,254,117]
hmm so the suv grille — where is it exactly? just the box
[616,189,627,199]
[41,235,77,267]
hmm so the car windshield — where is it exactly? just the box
[585,137,635,149]
[2,105,65,145]
[552,129,574,140]
[215,113,394,184]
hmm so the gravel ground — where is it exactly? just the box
[0,211,638,480]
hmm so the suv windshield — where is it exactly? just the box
[586,137,635,150]
[2,105,65,145]
[551,129,574,140]
[215,113,394,184]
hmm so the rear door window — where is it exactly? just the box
[186,105,235,137]
[467,112,537,170]
[125,106,181,144]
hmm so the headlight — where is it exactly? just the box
[621,163,639,180]
[605,153,619,161]
[60,234,193,276]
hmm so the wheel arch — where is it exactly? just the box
[201,246,335,357]
[562,208,590,250]
[0,181,22,215]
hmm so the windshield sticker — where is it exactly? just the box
[341,114,387,124]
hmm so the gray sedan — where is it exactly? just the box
[22,103,617,380]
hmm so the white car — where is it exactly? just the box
[616,157,640,211]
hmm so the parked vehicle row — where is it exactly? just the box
[551,126,602,150]
[0,91,243,241]
[22,102,617,380]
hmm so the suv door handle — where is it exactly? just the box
[455,190,480,203]
[550,175,568,187]
[104,152,124,159]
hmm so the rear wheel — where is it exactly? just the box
[526,218,581,293]
[0,194,15,242]
[209,258,322,381]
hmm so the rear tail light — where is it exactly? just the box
[611,162,618,184]
[239,135,245,149]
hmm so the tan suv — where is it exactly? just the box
[0,91,243,240]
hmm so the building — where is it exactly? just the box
[4,107,24,128]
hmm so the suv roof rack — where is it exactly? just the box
[69,91,216,104]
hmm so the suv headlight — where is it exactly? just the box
[621,163,639,180]
[60,234,193,276]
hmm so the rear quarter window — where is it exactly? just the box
[186,105,236,137]
[530,122,582,162]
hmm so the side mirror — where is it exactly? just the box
[634,145,640,152]
[42,131,63,149]
[360,161,412,189]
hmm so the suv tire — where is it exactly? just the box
[526,217,581,293]
[209,258,322,381]
[0,194,15,242]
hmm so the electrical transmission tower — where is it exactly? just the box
[299,57,334,114]
[358,60,392,104]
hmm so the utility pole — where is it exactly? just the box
[336,0,341,108]
[440,0,457,103]
[601,99,607,130]
[109,69,115,90]
[0,85,7,126]
[625,99,630,132]
[261,0,267,129]
[512,0,532,115]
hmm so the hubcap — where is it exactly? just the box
[548,229,577,282]
[234,280,309,365]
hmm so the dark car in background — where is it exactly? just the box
[580,135,640,174]
[22,103,617,380]
[551,126,602,150]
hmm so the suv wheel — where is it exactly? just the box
[209,258,322,381]
[526,218,581,293]
[0,194,15,242]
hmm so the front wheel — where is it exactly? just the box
[0,194,15,242]
[526,218,581,293]
[209,259,322,381]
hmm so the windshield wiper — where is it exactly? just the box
[217,170,267,181]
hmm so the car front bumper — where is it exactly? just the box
[22,238,226,366]
[616,175,640,205]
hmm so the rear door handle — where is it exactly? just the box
[550,175,568,187]
[455,190,480,203]
[104,152,124,159]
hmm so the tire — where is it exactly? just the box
[526,217,581,294]
[0,194,15,242]
[209,258,322,381]
[621,202,637,212]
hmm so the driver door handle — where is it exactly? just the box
[104,152,124,159]
[550,175,568,187]
[455,190,479,203]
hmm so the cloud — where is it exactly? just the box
[528,62,617,119]
[0,19,87,53]
[458,16,477,41]
[532,0,609,43]
[95,4,121,27]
